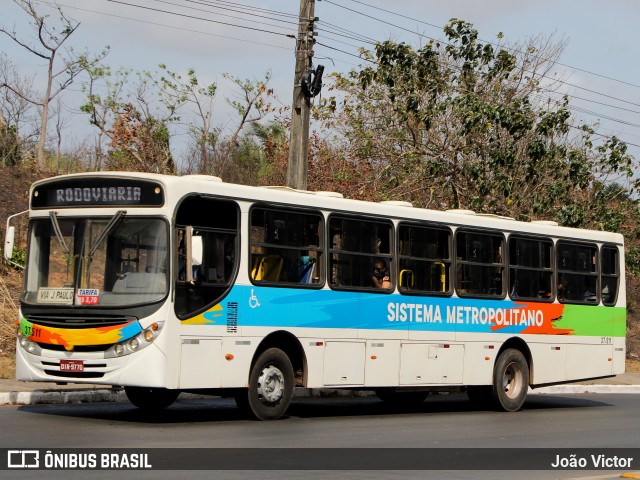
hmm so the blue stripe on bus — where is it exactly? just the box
[199,285,534,335]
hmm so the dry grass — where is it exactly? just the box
[0,275,18,357]
[0,274,18,379]
[0,356,14,379]
[626,358,640,373]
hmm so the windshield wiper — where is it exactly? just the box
[88,210,126,259]
[49,211,70,256]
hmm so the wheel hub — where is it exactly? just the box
[503,361,523,399]
[257,365,285,404]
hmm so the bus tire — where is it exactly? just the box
[246,348,294,420]
[124,386,180,410]
[491,349,529,412]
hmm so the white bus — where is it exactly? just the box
[7,172,626,419]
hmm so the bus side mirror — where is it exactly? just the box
[4,226,15,261]
[5,210,27,269]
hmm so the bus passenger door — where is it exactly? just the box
[174,196,240,389]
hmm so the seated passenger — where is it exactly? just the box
[372,259,391,289]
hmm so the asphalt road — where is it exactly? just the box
[1,392,640,480]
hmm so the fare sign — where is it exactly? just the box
[77,289,100,305]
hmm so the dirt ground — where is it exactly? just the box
[0,356,14,379]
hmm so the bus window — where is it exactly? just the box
[328,216,393,291]
[398,223,451,295]
[556,241,598,304]
[175,197,239,318]
[250,206,323,286]
[456,230,505,298]
[601,246,619,306]
[508,237,553,301]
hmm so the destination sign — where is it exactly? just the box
[31,178,164,208]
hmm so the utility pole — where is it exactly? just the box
[287,0,316,190]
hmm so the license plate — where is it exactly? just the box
[60,359,84,372]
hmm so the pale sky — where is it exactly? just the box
[2,0,639,162]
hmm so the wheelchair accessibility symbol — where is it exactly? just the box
[249,289,261,309]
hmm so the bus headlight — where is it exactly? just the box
[104,321,164,359]
[143,329,154,342]
[17,334,42,355]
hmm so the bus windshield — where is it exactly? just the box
[24,216,169,307]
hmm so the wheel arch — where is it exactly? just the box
[497,337,533,385]
[251,331,307,386]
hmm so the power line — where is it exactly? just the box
[319,21,378,45]
[151,0,299,29]
[343,0,640,89]
[546,79,640,109]
[530,93,640,132]
[323,0,640,111]
[317,26,376,46]
[40,1,293,51]
[105,0,296,38]
[186,0,298,20]
[316,41,376,64]
[314,26,640,120]
[566,123,640,149]
[541,89,640,116]
[317,30,375,50]
[323,0,441,44]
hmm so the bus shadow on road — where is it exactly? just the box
[284,393,613,419]
[16,392,613,424]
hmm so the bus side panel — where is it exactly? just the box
[528,341,567,385]
[364,339,401,387]
[323,341,365,385]
[612,337,626,374]
[460,339,500,385]
[399,343,464,384]
[560,304,621,381]
[302,339,326,388]
[566,340,613,380]
[179,338,222,389]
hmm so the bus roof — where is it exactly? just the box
[30,171,624,245]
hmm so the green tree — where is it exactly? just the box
[315,20,639,226]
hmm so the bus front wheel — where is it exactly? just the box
[124,386,180,410]
[245,348,294,420]
[492,349,529,412]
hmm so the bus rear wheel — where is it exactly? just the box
[492,349,529,412]
[244,348,294,420]
[124,386,180,410]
